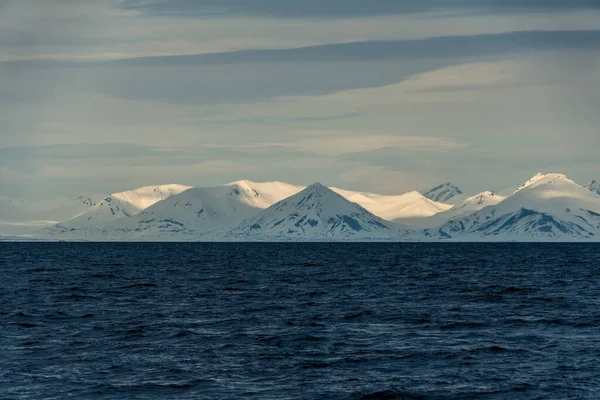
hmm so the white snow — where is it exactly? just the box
[331,188,451,222]
[428,173,600,241]
[225,180,305,208]
[42,181,305,240]
[111,182,299,239]
[22,173,600,242]
[229,183,412,240]
[41,184,191,236]
[109,184,191,210]
[408,190,506,228]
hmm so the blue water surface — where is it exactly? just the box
[1,243,599,399]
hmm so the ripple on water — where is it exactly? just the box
[1,242,599,399]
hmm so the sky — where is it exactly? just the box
[0,0,599,199]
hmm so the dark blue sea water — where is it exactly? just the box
[1,243,600,399]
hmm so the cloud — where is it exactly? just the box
[77,30,600,66]
[182,60,524,125]
[36,160,256,179]
[124,0,600,18]
[1,4,599,201]
[272,134,465,155]
[0,143,256,170]
[2,6,600,62]
[0,143,272,197]
[0,166,32,183]
[398,61,520,92]
[4,30,597,111]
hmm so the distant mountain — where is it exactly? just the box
[586,180,600,196]
[422,183,464,204]
[26,174,600,242]
[331,188,451,222]
[38,180,453,240]
[41,184,191,237]
[411,191,506,228]
[228,183,411,240]
[106,180,303,239]
[427,173,600,241]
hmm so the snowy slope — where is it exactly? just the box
[586,180,600,196]
[42,184,191,236]
[229,183,412,241]
[39,179,454,240]
[422,183,464,204]
[406,191,506,228]
[107,181,303,239]
[41,180,434,240]
[227,180,304,207]
[51,180,303,240]
[331,188,451,222]
[427,173,600,241]
[30,175,600,242]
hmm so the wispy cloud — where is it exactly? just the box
[0,1,599,198]
[270,133,465,155]
[2,2,600,62]
[9,30,599,66]
[124,0,600,18]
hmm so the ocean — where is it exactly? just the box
[1,243,599,399]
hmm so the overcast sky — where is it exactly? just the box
[1,0,599,199]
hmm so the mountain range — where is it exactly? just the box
[229,183,412,241]
[2,174,599,242]
[426,174,600,241]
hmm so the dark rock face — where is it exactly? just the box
[423,183,463,203]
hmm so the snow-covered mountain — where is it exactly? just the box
[24,173,600,242]
[426,173,600,241]
[457,191,505,212]
[586,180,600,196]
[331,188,451,223]
[228,183,412,240]
[40,180,452,240]
[41,184,191,236]
[409,191,506,228]
[422,183,464,204]
[104,180,304,239]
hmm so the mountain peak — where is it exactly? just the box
[422,182,463,204]
[42,183,192,234]
[305,182,327,191]
[231,182,410,239]
[291,183,352,209]
[516,173,567,192]
[463,191,503,205]
[586,180,600,195]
